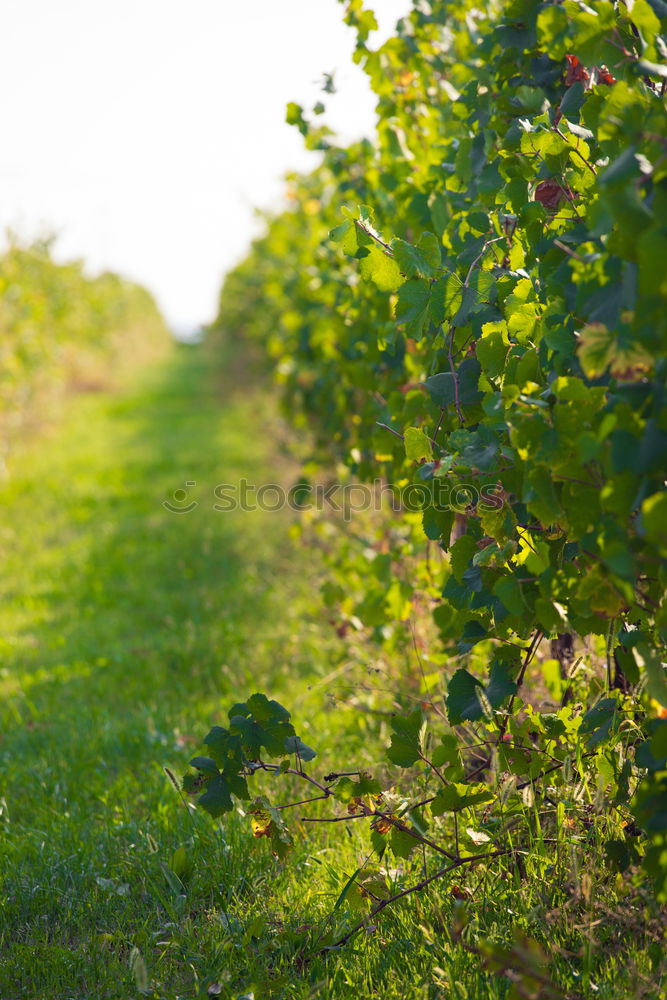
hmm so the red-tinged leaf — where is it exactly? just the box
[535,179,574,210]
[564,54,589,86]
[597,66,616,85]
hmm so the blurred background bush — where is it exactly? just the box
[0,234,170,470]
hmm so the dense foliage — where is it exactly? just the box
[184,689,664,991]
[207,0,667,934]
[0,236,169,463]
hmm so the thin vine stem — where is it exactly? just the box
[323,849,515,951]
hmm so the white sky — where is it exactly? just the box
[0,0,410,331]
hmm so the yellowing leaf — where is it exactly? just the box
[404,426,433,462]
[578,324,652,379]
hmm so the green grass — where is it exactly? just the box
[0,344,341,997]
[0,346,663,1000]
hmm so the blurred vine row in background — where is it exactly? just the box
[0,235,169,469]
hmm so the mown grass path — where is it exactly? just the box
[0,346,350,998]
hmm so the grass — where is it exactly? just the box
[0,345,664,1000]
[0,343,341,997]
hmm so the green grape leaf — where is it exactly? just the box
[431,733,461,769]
[446,663,515,725]
[424,372,456,408]
[386,709,424,767]
[395,279,432,338]
[641,493,667,551]
[450,535,477,583]
[424,359,482,409]
[404,426,434,462]
[559,82,586,119]
[198,773,250,818]
[284,735,317,762]
[431,782,494,815]
[486,662,518,707]
[390,826,420,858]
[493,577,526,617]
[446,669,486,724]
[229,693,295,758]
[359,244,404,291]
[580,698,621,749]
[477,322,509,378]
[188,756,218,776]
[633,643,667,707]
[203,727,244,773]
[391,232,441,278]
[334,773,381,802]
